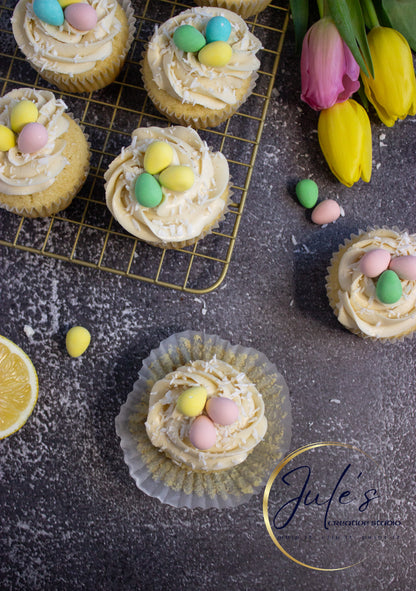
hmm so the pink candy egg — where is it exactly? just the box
[359,249,391,278]
[389,255,416,281]
[206,397,239,426]
[189,415,216,450]
[311,199,340,225]
[65,3,97,31]
[18,122,48,154]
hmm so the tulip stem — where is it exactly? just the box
[361,0,380,29]
[316,0,329,18]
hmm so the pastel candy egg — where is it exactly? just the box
[359,249,391,278]
[66,326,91,358]
[205,16,232,44]
[189,415,216,450]
[134,172,163,208]
[176,386,207,417]
[0,125,16,151]
[389,255,416,281]
[10,100,39,133]
[206,397,239,426]
[295,179,318,209]
[65,3,97,31]
[18,122,48,154]
[376,270,402,304]
[198,41,233,67]
[58,0,83,8]
[173,25,206,53]
[159,165,194,192]
[311,199,341,225]
[144,141,173,175]
[33,0,64,26]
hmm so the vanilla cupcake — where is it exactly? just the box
[194,0,272,19]
[104,125,230,248]
[326,228,416,340]
[0,88,90,218]
[142,7,262,129]
[12,0,135,94]
[115,331,292,509]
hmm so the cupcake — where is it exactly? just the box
[194,0,272,20]
[115,331,292,509]
[0,88,90,218]
[12,0,135,94]
[326,228,416,340]
[104,125,230,248]
[141,7,262,129]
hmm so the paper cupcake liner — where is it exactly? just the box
[115,331,292,509]
[326,227,416,342]
[141,55,258,130]
[194,0,272,19]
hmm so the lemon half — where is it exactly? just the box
[0,335,38,439]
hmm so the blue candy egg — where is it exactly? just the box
[205,16,232,44]
[33,0,64,27]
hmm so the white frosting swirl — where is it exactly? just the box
[333,229,416,338]
[145,358,268,471]
[13,0,122,75]
[147,7,262,110]
[0,89,69,196]
[105,126,229,244]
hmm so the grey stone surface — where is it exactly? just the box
[1,1,416,589]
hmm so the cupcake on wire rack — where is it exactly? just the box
[115,331,292,509]
[326,228,416,341]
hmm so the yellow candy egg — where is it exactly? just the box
[144,141,173,175]
[198,41,233,67]
[66,326,91,358]
[58,0,83,7]
[159,165,194,192]
[10,100,39,134]
[0,125,16,151]
[176,386,207,417]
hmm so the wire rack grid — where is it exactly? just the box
[0,0,289,293]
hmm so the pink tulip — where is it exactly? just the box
[301,17,360,111]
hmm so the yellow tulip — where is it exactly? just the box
[361,27,416,127]
[318,99,372,187]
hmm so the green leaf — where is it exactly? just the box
[327,0,374,77]
[381,0,416,50]
[289,0,309,54]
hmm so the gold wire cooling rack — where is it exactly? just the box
[0,0,289,293]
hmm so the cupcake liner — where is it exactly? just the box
[115,331,292,509]
[326,227,416,342]
[194,0,272,19]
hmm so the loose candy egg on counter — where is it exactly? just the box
[66,326,91,358]
[159,165,194,192]
[311,199,341,225]
[10,100,39,133]
[376,270,402,304]
[58,0,83,8]
[176,386,207,417]
[389,255,416,281]
[33,0,65,26]
[189,415,217,450]
[205,16,232,44]
[0,125,16,151]
[18,122,48,154]
[198,41,232,67]
[359,249,391,278]
[295,179,318,209]
[206,397,239,426]
[173,25,206,53]
[65,3,97,31]
[144,141,173,175]
[134,172,163,208]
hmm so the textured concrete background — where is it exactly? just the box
[1,1,416,589]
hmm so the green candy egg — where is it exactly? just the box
[134,172,163,208]
[173,25,206,53]
[295,179,319,209]
[376,270,402,304]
